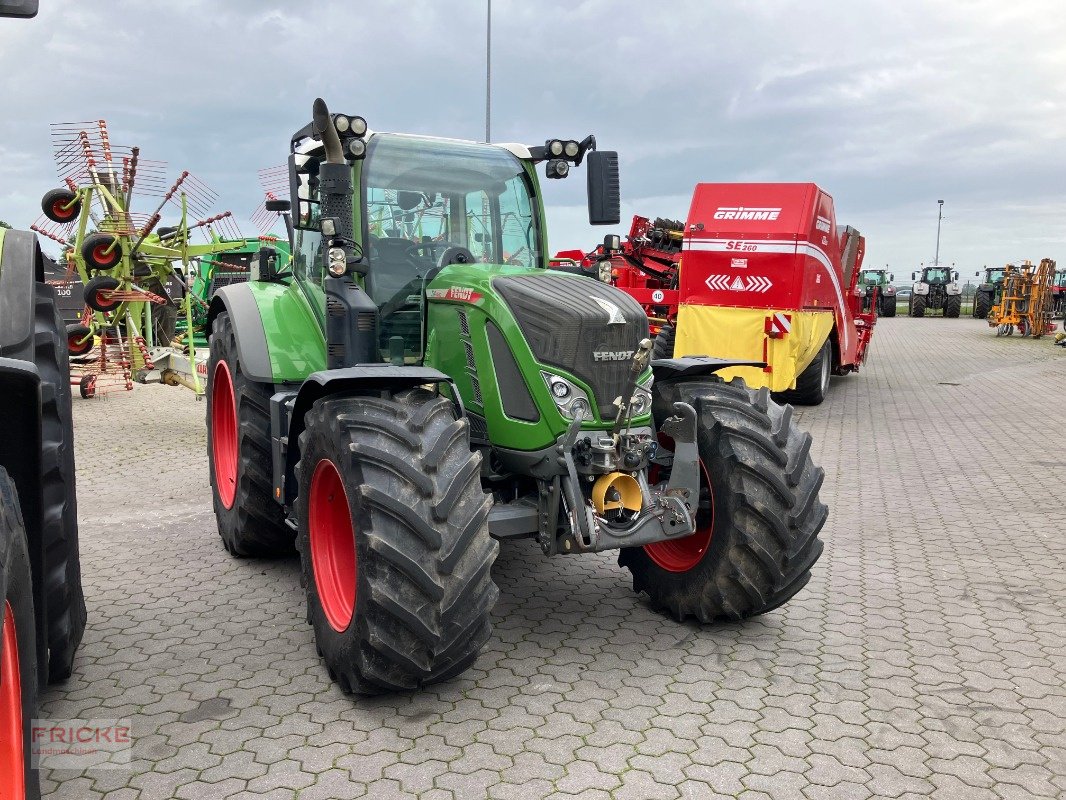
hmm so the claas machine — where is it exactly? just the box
[204,99,828,694]
[555,183,878,406]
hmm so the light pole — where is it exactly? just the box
[934,199,944,266]
[485,0,491,143]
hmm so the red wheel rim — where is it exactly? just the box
[211,360,238,509]
[94,290,118,311]
[309,459,356,632]
[92,243,114,265]
[644,459,715,573]
[68,332,91,355]
[0,600,26,797]
[52,199,74,220]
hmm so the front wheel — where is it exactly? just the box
[295,389,498,694]
[880,295,897,317]
[619,377,827,621]
[910,295,926,317]
[944,295,962,318]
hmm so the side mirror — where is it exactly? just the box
[265,199,291,213]
[256,246,279,282]
[952,271,959,281]
[0,0,38,17]
[911,272,917,280]
[889,273,894,281]
[586,150,620,226]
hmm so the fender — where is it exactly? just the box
[0,356,47,679]
[652,356,764,382]
[279,365,462,506]
[0,229,47,360]
[207,284,275,383]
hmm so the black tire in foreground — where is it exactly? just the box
[0,467,42,800]
[34,286,85,682]
[295,389,498,694]
[651,324,676,360]
[619,376,826,622]
[944,295,962,318]
[206,312,293,557]
[910,295,927,317]
[775,338,831,406]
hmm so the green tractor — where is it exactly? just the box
[972,266,1006,319]
[909,265,962,317]
[859,269,896,317]
[205,99,827,694]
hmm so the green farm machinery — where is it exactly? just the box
[973,266,1006,319]
[32,120,250,396]
[859,269,896,317]
[205,99,828,694]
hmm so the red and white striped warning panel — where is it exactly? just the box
[768,313,792,335]
[705,274,773,292]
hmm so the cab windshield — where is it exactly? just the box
[924,268,949,282]
[861,271,883,284]
[361,134,541,311]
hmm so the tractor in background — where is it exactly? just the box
[972,266,1006,319]
[1051,267,1066,318]
[554,183,878,406]
[204,99,828,695]
[909,265,962,317]
[859,269,896,317]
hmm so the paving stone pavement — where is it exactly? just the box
[40,317,1066,799]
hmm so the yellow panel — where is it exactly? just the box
[672,305,834,392]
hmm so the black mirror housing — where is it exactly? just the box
[0,0,38,17]
[586,150,620,226]
[256,246,280,282]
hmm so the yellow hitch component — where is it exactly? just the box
[591,472,643,515]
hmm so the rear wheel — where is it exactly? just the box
[651,324,676,359]
[206,312,293,556]
[775,338,831,406]
[35,286,84,682]
[944,294,962,318]
[295,389,498,694]
[910,295,926,317]
[619,377,826,621]
[0,468,42,800]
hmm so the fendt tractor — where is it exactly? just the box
[859,269,896,317]
[1052,268,1066,318]
[972,266,1006,320]
[205,100,828,694]
[1,4,86,799]
[909,264,962,317]
[554,184,878,407]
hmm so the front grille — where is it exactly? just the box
[493,274,649,420]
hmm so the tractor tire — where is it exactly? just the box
[206,312,293,557]
[0,468,42,800]
[910,295,926,317]
[619,376,826,622]
[775,338,831,406]
[295,389,498,694]
[880,295,897,317]
[83,275,121,313]
[944,295,962,318]
[651,324,676,360]
[80,234,122,271]
[34,287,85,682]
[41,188,80,225]
[974,292,992,319]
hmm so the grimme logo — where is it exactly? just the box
[713,206,782,221]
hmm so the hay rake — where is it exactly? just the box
[32,119,247,397]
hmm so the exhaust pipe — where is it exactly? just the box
[312,97,344,165]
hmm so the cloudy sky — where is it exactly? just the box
[1,0,1063,281]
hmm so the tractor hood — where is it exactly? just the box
[490,272,649,420]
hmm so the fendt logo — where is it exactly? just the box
[713,206,782,221]
[706,275,773,293]
[593,349,632,362]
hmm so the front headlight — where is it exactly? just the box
[542,372,593,420]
